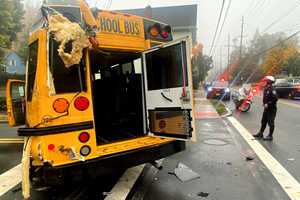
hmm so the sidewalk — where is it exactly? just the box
[194,90,219,119]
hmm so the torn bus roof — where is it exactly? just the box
[48,13,90,68]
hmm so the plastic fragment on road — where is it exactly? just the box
[48,13,90,68]
[171,162,200,182]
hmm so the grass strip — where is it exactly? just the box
[210,100,227,116]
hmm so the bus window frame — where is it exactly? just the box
[27,40,39,102]
[47,34,88,95]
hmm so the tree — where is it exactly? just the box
[192,54,212,88]
[282,53,300,76]
[261,44,297,76]
[0,0,25,62]
[228,30,299,85]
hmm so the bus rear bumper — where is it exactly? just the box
[33,140,186,185]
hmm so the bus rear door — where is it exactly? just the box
[6,80,26,127]
[142,37,195,141]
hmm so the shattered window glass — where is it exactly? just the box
[49,36,86,94]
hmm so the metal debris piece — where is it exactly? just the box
[197,192,209,197]
[172,163,200,182]
[49,13,90,68]
[245,156,254,161]
[226,162,232,165]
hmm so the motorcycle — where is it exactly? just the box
[232,90,253,112]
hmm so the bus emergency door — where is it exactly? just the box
[6,80,26,126]
[142,37,195,140]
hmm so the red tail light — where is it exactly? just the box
[160,25,171,38]
[79,132,90,143]
[74,96,89,111]
[48,144,55,151]
[149,23,160,37]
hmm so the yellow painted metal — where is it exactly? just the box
[79,0,97,28]
[94,10,147,51]
[6,79,25,127]
[23,6,180,169]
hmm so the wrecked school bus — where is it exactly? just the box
[6,0,195,197]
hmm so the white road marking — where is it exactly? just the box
[0,138,24,144]
[0,164,22,196]
[228,116,300,200]
[104,164,145,200]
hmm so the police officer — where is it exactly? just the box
[254,76,278,141]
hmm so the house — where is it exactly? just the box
[118,4,198,45]
[3,51,25,75]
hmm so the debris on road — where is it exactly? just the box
[197,192,210,197]
[287,158,295,161]
[169,163,200,182]
[245,156,255,161]
[226,162,232,165]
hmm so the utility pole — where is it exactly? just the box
[227,34,230,82]
[239,16,244,60]
[227,34,230,70]
[219,46,222,76]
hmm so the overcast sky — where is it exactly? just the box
[28,0,300,68]
[84,0,300,67]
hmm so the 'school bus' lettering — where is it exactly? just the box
[99,17,141,36]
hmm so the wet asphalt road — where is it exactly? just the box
[0,96,298,200]
[227,96,300,184]
[0,123,22,174]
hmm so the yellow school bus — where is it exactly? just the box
[6,0,195,189]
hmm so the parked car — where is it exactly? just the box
[206,81,231,100]
[274,78,300,98]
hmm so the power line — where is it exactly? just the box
[242,0,258,17]
[248,0,266,18]
[209,0,226,57]
[232,29,300,85]
[211,0,232,58]
[245,0,262,17]
[262,2,300,33]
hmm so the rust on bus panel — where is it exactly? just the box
[49,13,90,68]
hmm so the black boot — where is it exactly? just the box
[253,132,263,139]
[263,135,273,141]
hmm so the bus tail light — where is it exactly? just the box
[53,98,69,113]
[80,145,91,156]
[48,144,55,151]
[74,96,89,111]
[79,132,90,143]
[160,25,171,38]
[149,23,160,37]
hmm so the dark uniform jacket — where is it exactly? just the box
[263,85,278,109]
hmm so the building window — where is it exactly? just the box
[9,60,16,67]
